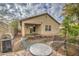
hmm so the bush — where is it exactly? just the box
[68,38,79,44]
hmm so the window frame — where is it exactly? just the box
[45,25,51,31]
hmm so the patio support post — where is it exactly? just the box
[22,23,25,37]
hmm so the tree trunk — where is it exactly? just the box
[64,31,68,56]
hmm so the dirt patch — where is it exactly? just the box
[51,42,79,56]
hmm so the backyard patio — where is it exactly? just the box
[0,35,78,56]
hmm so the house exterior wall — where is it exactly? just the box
[41,15,60,36]
[21,14,60,36]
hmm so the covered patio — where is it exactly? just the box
[21,21,42,37]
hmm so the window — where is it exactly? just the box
[45,25,48,31]
[45,25,51,31]
[49,25,51,31]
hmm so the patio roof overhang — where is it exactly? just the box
[24,21,42,25]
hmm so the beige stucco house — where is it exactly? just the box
[20,13,60,37]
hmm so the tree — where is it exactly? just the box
[63,3,79,42]
[10,20,18,30]
[9,19,18,36]
[61,16,71,55]
[61,16,79,55]
[63,3,79,24]
[68,23,79,44]
[60,3,79,56]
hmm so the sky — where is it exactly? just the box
[0,3,65,23]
